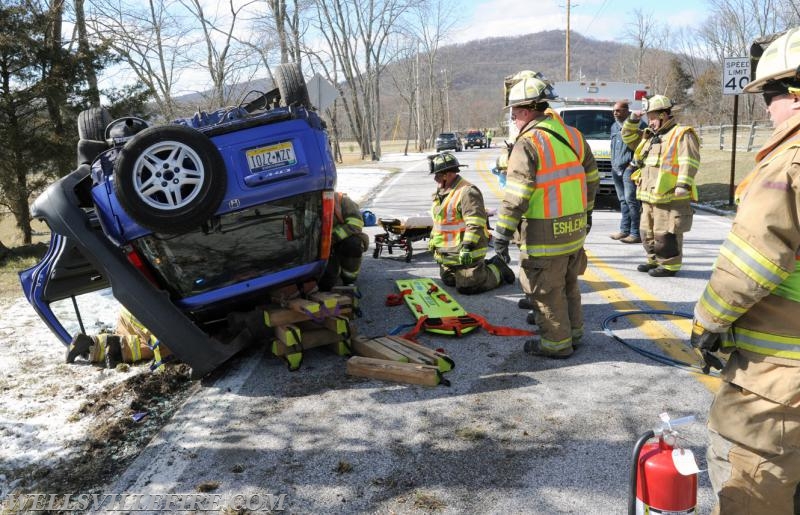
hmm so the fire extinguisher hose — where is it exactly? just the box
[602,310,721,377]
[628,429,656,515]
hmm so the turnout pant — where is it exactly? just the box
[640,200,693,271]
[518,248,587,352]
[440,259,502,294]
[707,379,800,514]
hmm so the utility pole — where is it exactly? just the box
[442,68,451,131]
[565,0,571,80]
[416,44,422,151]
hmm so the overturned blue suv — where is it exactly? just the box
[19,63,338,377]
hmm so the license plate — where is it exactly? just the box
[245,141,297,173]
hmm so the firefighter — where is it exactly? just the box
[692,27,800,514]
[319,192,369,291]
[621,94,700,277]
[493,70,598,358]
[427,152,515,294]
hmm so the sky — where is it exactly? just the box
[448,0,711,45]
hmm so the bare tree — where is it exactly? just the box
[624,9,658,82]
[407,0,457,151]
[180,0,259,107]
[74,0,101,106]
[312,0,411,160]
[86,0,193,120]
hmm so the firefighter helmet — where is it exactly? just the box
[643,95,673,113]
[744,27,800,93]
[504,70,558,108]
[428,152,466,174]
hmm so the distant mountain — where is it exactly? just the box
[377,30,642,135]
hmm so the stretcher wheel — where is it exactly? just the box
[404,244,413,262]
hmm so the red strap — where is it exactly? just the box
[401,315,428,340]
[467,312,537,336]
[385,289,412,306]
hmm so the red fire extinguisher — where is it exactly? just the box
[628,415,698,515]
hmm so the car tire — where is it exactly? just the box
[78,107,112,141]
[113,125,227,234]
[276,62,310,108]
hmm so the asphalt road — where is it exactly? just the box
[103,147,728,514]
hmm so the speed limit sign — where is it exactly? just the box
[723,57,750,95]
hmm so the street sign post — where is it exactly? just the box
[722,57,750,95]
[307,74,339,111]
[722,57,751,205]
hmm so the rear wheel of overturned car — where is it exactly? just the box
[114,125,227,234]
[78,107,112,141]
[275,62,310,108]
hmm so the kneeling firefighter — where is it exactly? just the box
[427,152,515,294]
[319,191,369,291]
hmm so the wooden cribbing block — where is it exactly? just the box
[308,292,341,310]
[286,298,323,316]
[346,356,442,386]
[379,336,454,373]
[351,335,409,362]
[275,324,302,347]
[263,306,354,327]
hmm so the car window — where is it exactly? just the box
[559,110,616,139]
[132,192,322,298]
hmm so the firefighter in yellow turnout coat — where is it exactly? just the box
[428,152,515,294]
[621,94,700,277]
[493,71,598,358]
[319,192,368,291]
[692,28,800,514]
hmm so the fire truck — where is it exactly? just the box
[506,80,650,202]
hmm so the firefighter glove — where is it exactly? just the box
[691,321,724,374]
[459,245,474,266]
[586,210,593,234]
[674,186,689,198]
[493,238,511,264]
[427,239,437,252]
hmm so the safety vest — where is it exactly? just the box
[638,125,700,203]
[431,176,468,250]
[705,137,800,359]
[508,117,588,257]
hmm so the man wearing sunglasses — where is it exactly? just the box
[692,27,800,514]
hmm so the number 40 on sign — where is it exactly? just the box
[722,57,751,95]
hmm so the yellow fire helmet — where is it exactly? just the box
[643,94,673,113]
[744,27,800,93]
[504,70,558,108]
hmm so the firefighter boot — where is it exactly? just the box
[66,334,94,363]
[523,338,573,359]
[488,255,515,284]
[518,297,533,309]
[104,335,123,369]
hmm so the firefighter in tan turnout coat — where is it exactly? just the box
[427,152,515,294]
[493,70,598,358]
[692,27,800,514]
[622,94,701,277]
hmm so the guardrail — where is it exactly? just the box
[696,123,773,152]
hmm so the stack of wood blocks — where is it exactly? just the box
[347,335,454,387]
[266,290,357,370]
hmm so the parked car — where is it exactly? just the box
[19,63,337,377]
[435,132,462,152]
[464,130,486,149]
